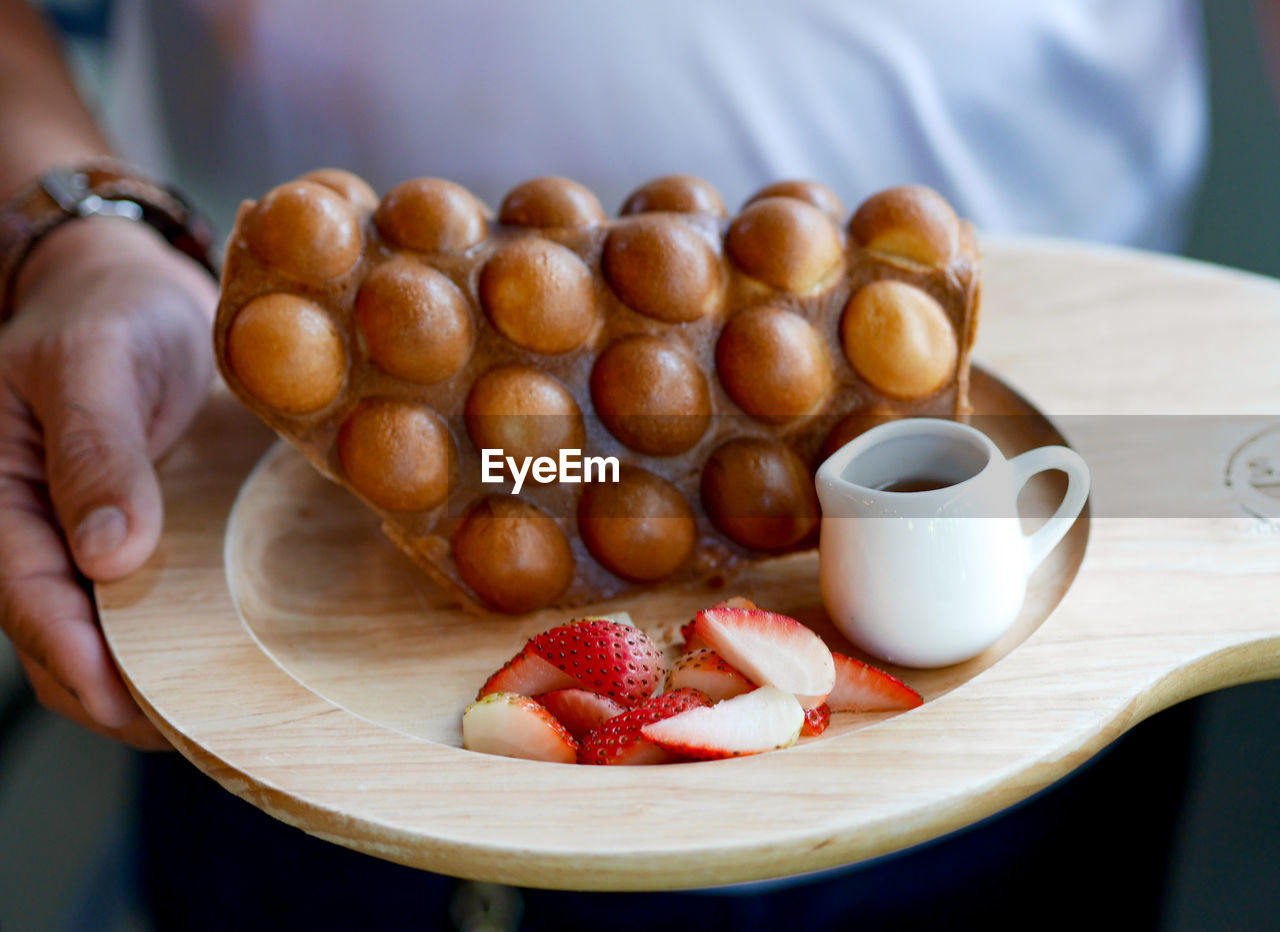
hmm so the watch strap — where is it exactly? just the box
[0,157,217,323]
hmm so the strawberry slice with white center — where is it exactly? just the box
[664,648,755,702]
[528,618,665,707]
[462,692,579,763]
[679,597,756,653]
[640,686,805,760]
[534,688,626,740]
[692,607,835,709]
[477,646,578,699]
[827,653,923,712]
[578,688,711,765]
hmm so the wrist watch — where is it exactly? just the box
[0,157,217,323]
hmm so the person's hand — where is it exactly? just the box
[0,216,218,748]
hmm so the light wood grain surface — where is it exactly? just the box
[97,238,1280,890]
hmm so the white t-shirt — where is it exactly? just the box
[105,0,1207,250]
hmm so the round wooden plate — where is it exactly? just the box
[97,239,1280,890]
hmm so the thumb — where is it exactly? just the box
[35,352,164,581]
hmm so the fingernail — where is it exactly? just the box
[74,506,128,561]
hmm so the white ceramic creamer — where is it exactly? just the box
[815,419,1090,668]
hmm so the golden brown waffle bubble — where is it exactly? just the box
[465,366,584,464]
[745,180,845,220]
[337,399,454,512]
[299,168,379,211]
[701,438,820,551]
[620,174,727,218]
[849,184,961,268]
[842,280,958,399]
[226,293,346,414]
[453,496,575,613]
[375,178,489,253]
[577,466,697,582]
[602,215,722,323]
[591,334,712,455]
[725,197,842,292]
[355,256,474,383]
[480,238,597,354]
[498,176,606,229]
[716,305,832,424]
[242,181,362,281]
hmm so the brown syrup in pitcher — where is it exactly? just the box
[876,476,954,493]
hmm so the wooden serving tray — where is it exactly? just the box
[97,238,1280,891]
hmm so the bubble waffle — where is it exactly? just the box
[214,171,981,613]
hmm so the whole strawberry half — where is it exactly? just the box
[528,618,665,707]
[578,687,711,765]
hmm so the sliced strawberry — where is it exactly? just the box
[827,653,923,712]
[528,618,664,707]
[692,607,835,709]
[680,598,756,653]
[578,688,711,765]
[664,648,755,702]
[801,703,831,737]
[678,619,709,653]
[477,646,579,699]
[640,686,804,760]
[462,692,579,763]
[534,688,626,740]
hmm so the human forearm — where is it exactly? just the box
[0,0,110,198]
[0,2,220,750]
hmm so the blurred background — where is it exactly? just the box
[1,1,1279,929]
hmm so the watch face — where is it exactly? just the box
[39,166,92,214]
